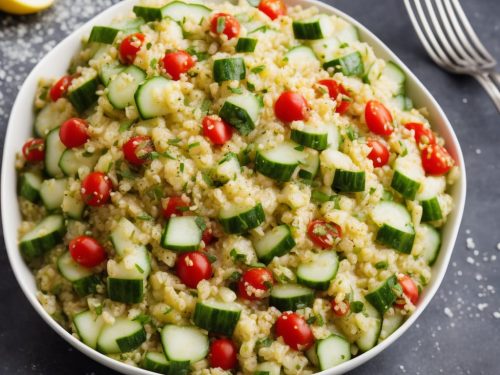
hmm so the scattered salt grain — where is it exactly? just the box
[475,149,482,155]
[444,307,454,318]
[466,257,475,264]
[466,237,475,250]
[477,303,488,311]
[496,243,500,251]
[462,97,468,104]
[493,312,500,319]
[475,274,483,281]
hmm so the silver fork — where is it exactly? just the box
[404,0,500,111]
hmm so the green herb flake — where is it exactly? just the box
[294,145,305,151]
[351,301,364,313]
[137,213,153,221]
[146,42,152,50]
[150,58,158,69]
[133,314,151,325]
[179,162,185,173]
[311,190,334,204]
[375,261,388,270]
[188,142,200,150]
[218,152,236,165]
[119,120,134,133]
[346,126,358,141]
[315,314,324,326]
[257,337,273,348]
[229,86,243,94]
[228,271,242,282]
[230,248,246,263]
[206,253,217,263]
[195,217,206,231]
[382,190,393,201]
[339,42,349,48]
[135,263,145,274]
[369,187,376,195]
[163,307,173,315]
[247,82,256,91]
[94,304,103,316]
[306,316,317,325]
[251,65,265,74]
[216,16,226,33]
[201,171,214,187]
[168,137,181,145]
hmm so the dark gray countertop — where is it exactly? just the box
[0,0,499,374]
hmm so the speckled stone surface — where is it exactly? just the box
[0,0,499,374]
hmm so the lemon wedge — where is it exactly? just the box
[0,0,54,15]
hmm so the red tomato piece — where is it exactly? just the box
[421,143,454,175]
[201,227,215,247]
[49,75,74,102]
[404,122,436,147]
[81,172,113,206]
[318,79,351,114]
[162,196,190,218]
[274,91,309,123]
[210,13,240,40]
[119,33,145,65]
[209,338,238,370]
[258,0,287,20]
[394,274,419,308]
[69,235,107,268]
[275,312,314,351]
[202,116,233,145]
[176,252,212,288]
[307,219,342,249]
[366,139,390,168]
[161,50,195,80]
[331,299,350,317]
[22,138,45,163]
[122,135,154,166]
[59,118,89,148]
[365,100,394,136]
[238,268,274,300]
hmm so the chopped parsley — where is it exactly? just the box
[206,253,217,263]
[137,213,153,221]
[229,86,243,94]
[200,99,212,115]
[351,301,364,313]
[216,16,226,33]
[230,249,246,263]
[188,142,200,149]
[135,263,145,274]
[119,120,134,133]
[251,65,265,74]
[168,137,181,145]
[195,217,206,231]
[149,58,158,69]
[133,314,151,325]
[179,162,185,173]
[375,261,388,270]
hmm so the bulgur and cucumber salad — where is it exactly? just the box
[16,0,458,373]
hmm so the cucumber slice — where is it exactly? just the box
[110,217,143,257]
[219,203,265,234]
[356,301,382,352]
[63,194,85,220]
[68,76,99,113]
[39,178,66,211]
[291,127,328,151]
[212,152,240,186]
[298,149,320,183]
[96,318,146,354]
[59,148,99,178]
[108,65,146,109]
[255,141,305,182]
[419,224,441,265]
[297,251,338,291]
[323,51,364,77]
[34,102,73,138]
[285,45,318,64]
[58,251,99,296]
[193,300,242,336]
[269,283,314,311]
[391,94,413,111]
[332,169,365,192]
[73,310,105,349]
[293,15,334,40]
[161,216,203,252]
[161,325,209,367]
[365,275,399,314]
[133,5,164,22]
[99,63,125,86]
[316,334,351,370]
[337,23,360,43]
[421,197,442,222]
[45,127,66,178]
[391,156,423,200]
[134,77,178,120]
[327,125,341,150]
[371,201,415,254]
[310,37,340,63]
[219,93,261,135]
[380,61,406,96]
[19,172,42,202]
[236,37,257,53]
[19,215,66,260]
[142,352,170,374]
[162,1,211,23]
[107,278,143,304]
[253,225,296,264]
[213,58,246,83]
[379,309,404,342]
[88,26,120,44]
[417,176,445,222]
[255,362,281,375]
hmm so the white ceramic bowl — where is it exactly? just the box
[1,0,466,374]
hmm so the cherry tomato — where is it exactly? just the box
[421,143,454,175]
[258,0,287,20]
[238,268,274,300]
[209,338,238,370]
[307,219,342,249]
[162,196,190,218]
[331,299,350,317]
[49,75,74,102]
[202,116,233,145]
[394,274,419,308]
[176,252,212,288]
[365,100,394,136]
[318,79,351,114]
[69,235,106,268]
[274,91,309,123]
[201,227,215,246]
[81,172,113,206]
[210,13,240,40]
[22,138,45,163]
[161,50,195,81]
[119,33,145,65]
[122,135,154,166]
[366,139,390,168]
[59,118,89,148]
[275,312,314,351]
[404,122,436,147]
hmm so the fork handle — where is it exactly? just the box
[473,73,500,112]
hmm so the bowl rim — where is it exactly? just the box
[1,0,466,374]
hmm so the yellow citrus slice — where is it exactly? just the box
[0,0,55,15]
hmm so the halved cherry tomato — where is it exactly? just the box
[394,274,419,308]
[307,219,342,249]
[122,135,154,166]
[202,116,233,145]
[161,50,195,80]
[238,268,274,300]
[49,75,74,102]
[404,122,436,148]
[162,196,190,218]
[22,138,45,162]
[210,13,240,40]
[275,312,314,351]
[119,33,145,65]
[366,139,390,168]
[318,79,351,114]
[81,172,113,206]
[201,227,215,246]
[421,143,454,175]
[69,235,106,268]
[331,299,350,317]
[365,100,394,136]
[59,118,89,148]
[274,91,309,123]
[176,252,212,288]
[258,0,287,20]
[209,338,238,370]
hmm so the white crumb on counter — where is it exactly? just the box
[444,307,453,318]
